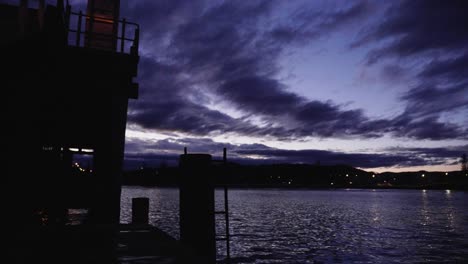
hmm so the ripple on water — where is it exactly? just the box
[121,187,468,263]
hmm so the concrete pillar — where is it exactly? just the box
[179,154,216,264]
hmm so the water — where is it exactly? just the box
[120,187,468,263]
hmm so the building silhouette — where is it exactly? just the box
[2,0,139,261]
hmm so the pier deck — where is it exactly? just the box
[8,223,195,264]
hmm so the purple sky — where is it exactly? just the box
[121,0,468,172]
[17,0,467,172]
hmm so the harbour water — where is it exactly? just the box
[120,187,468,263]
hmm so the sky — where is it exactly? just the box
[10,0,467,172]
[122,0,468,172]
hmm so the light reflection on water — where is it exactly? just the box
[120,187,468,263]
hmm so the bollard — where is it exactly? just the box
[132,197,149,225]
[179,154,216,264]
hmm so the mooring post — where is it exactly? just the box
[179,154,216,264]
[223,147,227,163]
[132,197,149,225]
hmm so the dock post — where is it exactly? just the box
[132,197,149,225]
[179,154,216,264]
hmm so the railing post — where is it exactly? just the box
[87,13,95,47]
[131,27,139,56]
[76,11,82,47]
[64,3,71,40]
[120,18,126,53]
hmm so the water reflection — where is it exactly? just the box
[121,187,468,263]
[420,189,430,227]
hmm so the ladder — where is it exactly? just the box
[215,186,231,264]
[215,148,231,263]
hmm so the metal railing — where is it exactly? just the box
[64,7,139,55]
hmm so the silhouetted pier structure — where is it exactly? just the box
[1,0,142,262]
[1,0,234,262]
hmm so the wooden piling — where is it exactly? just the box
[179,154,216,264]
[132,197,149,225]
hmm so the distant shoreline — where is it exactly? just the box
[123,164,468,191]
[123,184,468,191]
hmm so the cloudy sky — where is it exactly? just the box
[119,0,468,172]
[43,0,468,171]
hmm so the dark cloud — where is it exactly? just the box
[351,0,468,140]
[118,0,468,145]
[270,1,374,44]
[124,152,179,169]
[390,116,464,141]
[419,53,468,83]
[124,137,464,169]
[379,64,408,83]
[354,0,468,63]
[124,0,385,139]
[387,145,468,159]
[218,77,300,116]
[234,148,427,168]
[121,0,205,55]
[124,1,277,137]
[126,57,271,137]
[132,100,242,135]
[400,82,468,118]
[124,137,271,168]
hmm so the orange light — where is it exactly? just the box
[90,16,115,24]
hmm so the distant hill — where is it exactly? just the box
[123,163,468,190]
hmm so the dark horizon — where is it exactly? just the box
[122,144,468,174]
[121,160,468,191]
